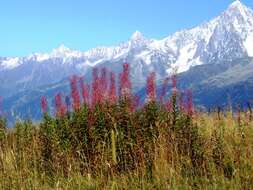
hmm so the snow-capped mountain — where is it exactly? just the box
[1,0,253,122]
[1,1,253,96]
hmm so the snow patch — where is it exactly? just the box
[136,51,151,65]
[171,43,197,73]
[1,57,21,69]
[244,34,253,57]
[36,53,50,62]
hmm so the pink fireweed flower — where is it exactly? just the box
[119,63,131,98]
[91,68,101,106]
[178,90,194,116]
[146,72,156,102]
[70,75,81,110]
[40,96,48,114]
[55,93,66,117]
[80,77,90,105]
[100,68,108,97]
[109,72,117,103]
[185,90,194,116]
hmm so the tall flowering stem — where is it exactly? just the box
[80,77,90,105]
[146,72,156,102]
[91,68,100,106]
[109,72,117,104]
[119,63,131,98]
[186,90,194,116]
[55,93,66,117]
[178,90,194,116]
[100,68,108,101]
[40,96,48,114]
[70,75,81,110]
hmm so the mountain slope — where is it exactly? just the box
[1,1,253,95]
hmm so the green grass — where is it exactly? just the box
[0,101,253,189]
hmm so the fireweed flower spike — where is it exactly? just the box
[91,68,100,106]
[119,63,131,98]
[100,68,108,102]
[41,96,47,114]
[186,90,194,116]
[146,72,156,102]
[109,72,117,104]
[70,75,81,110]
[80,77,90,105]
[55,93,66,117]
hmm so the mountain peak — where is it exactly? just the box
[51,44,74,58]
[226,0,250,14]
[130,31,145,41]
[218,0,253,26]
[53,44,71,53]
[230,0,244,7]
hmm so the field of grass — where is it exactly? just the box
[0,65,253,189]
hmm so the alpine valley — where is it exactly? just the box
[1,0,253,122]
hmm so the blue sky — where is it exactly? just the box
[1,0,253,56]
